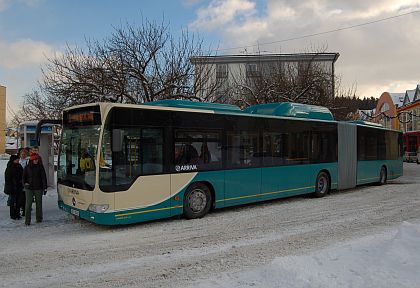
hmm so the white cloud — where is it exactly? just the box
[0,38,59,121]
[0,0,11,11]
[0,0,42,12]
[190,0,257,30]
[269,4,296,19]
[0,38,56,69]
[191,0,420,97]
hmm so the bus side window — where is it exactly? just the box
[99,127,164,189]
[311,131,335,163]
[200,142,211,163]
[263,132,288,166]
[174,130,222,170]
[227,131,259,168]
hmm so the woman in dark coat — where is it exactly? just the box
[17,148,29,216]
[23,153,47,225]
[4,154,24,220]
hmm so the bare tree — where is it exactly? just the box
[37,17,215,119]
[227,50,337,109]
[9,90,61,127]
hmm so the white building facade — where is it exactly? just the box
[190,53,340,103]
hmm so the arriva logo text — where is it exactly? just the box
[175,165,198,172]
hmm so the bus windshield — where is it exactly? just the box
[58,125,101,190]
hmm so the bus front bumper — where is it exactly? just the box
[58,201,116,225]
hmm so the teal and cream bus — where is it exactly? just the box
[57,101,403,225]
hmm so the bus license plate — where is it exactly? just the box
[70,209,79,216]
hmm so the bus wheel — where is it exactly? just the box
[379,166,387,185]
[183,183,212,219]
[314,172,329,198]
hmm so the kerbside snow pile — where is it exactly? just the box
[192,221,420,288]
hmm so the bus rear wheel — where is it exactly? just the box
[314,172,330,198]
[183,183,212,219]
[378,166,387,185]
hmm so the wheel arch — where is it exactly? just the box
[318,169,332,189]
[381,164,388,174]
[186,180,216,209]
[379,164,388,184]
[313,169,331,198]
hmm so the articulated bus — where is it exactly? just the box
[57,101,403,225]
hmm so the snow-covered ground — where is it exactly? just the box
[1,160,420,288]
[191,222,420,288]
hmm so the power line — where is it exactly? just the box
[6,101,16,116]
[218,9,420,52]
[361,110,420,124]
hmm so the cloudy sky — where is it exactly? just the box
[1,0,420,120]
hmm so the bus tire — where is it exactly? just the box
[314,171,329,198]
[183,183,212,219]
[378,166,387,185]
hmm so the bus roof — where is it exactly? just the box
[347,120,383,127]
[144,99,242,113]
[65,101,337,123]
[244,102,334,121]
[347,120,401,133]
[63,101,400,130]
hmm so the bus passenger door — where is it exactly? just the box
[109,127,172,219]
[260,131,312,199]
[224,131,262,206]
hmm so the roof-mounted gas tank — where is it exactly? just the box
[243,102,334,121]
[144,99,242,113]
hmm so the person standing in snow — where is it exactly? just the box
[18,148,29,168]
[18,148,29,216]
[4,154,24,220]
[30,146,43,166]
[23,153,47,225]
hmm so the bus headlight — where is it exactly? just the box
[88,204,109,213]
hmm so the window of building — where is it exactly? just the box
[415,108,420,130]
[216,64,228,79]
[246,63,260,77]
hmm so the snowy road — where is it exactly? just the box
[1,163,420,288]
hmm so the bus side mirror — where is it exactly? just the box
[112,129,124,152]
